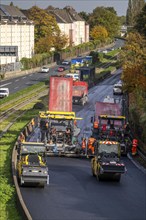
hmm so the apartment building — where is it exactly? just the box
[47,6,89,46]
[0,4,34,67]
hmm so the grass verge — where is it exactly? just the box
[0,81,46,108]
[0,107,39,220]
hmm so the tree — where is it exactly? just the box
[27,6,60,43]
[78,11,90,22]
[10,2,14,6]
[134,3,146,37]
[90,25,108,42]
[121,32,146,93]
[126,0,145,26]
[88,7,120,38]
[26,6,68,53]
[53,32,68,51]
[106,7,117,15]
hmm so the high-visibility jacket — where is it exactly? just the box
[74,120,77,126]
[31,118,35,126]
[94,121,98,129]
[19,133,25,142]
[88,138,95,154]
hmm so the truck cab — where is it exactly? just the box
[91,141,126,182]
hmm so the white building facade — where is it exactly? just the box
[0,4,34,67]
[47,6,89,47]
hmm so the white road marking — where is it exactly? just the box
[14,87,19,89]
[0,82,12,87]
[15,79,19,82]
[22,76,26,79]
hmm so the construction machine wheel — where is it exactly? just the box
[39,183,45,188]
[97,173,103,181]
[113,174,121,182]
[92,167,96,177]
[85,96,88,103]
[81,98,85,106]
[96,168,103,181]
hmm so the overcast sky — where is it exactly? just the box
[1,0,130,16]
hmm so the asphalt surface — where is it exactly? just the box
[21,71,146,220]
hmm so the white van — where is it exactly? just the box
[0,88,9,98]
[65,73,79,81]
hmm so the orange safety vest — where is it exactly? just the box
[94,121,98,129]
[74,120,77,126]
[88,138,95,154]
[31,118,35,126]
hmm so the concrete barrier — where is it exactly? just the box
[4,62,56,80]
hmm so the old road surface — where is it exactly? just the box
[20,70,146,220]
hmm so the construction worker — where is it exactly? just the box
[81,138,86,153]
[88,137,96,155]
[132,139,138,156]
[51,126,57,143]
[31,118,35,129]
[74,119,77,126]
[45,120,49,141]
[93,120,98,129]
[19,132,25,143]
[65,127,71,143]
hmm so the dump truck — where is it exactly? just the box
[72,81,88,105]
[17,142,49,187]
[91,140,126,182]
[91,102,130,155]
[39,111,82,156]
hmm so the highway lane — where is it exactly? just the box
[20,71,146,220]
[0,65,66,94]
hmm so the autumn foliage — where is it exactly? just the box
[90,25,108,42]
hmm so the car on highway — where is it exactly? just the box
[57,66,66,72]
[0,88,9,98]
[41,66,50,73]
[61,60,70,65]
[113,83,123,95]
[65,73,80,81]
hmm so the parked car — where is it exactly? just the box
[41,66,49,73]
[113,84,123,95]
[57,66,65,72]
[0,88,9,98]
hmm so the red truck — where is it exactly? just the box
[72,81,88,106]
[49,76,73,112]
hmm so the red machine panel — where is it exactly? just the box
[49,76,73,112]
[95,102,121,120]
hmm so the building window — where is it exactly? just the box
[0,46,18,56]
